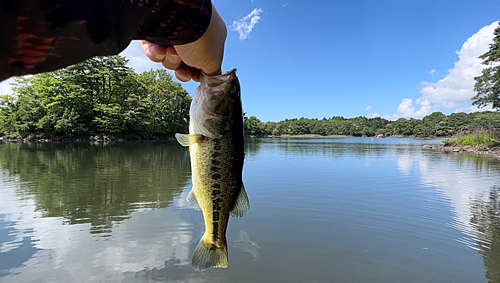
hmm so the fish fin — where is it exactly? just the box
[187,189,199,205]
[175,133,205,147]
[191,235,228,271]
[229,183,250,218]
[203,118,224,139]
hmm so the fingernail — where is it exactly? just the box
[155,54,165,60]
[167,54,180,64]
[177,73,189,81]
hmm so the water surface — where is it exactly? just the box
[1,138,499,282]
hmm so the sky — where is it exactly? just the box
[1,0,500,122]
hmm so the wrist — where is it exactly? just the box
[174,3,226,75]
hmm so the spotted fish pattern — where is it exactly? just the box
[176,69,249,271]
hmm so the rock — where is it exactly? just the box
[376,134,385,138]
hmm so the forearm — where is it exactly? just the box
[0,0,212,82]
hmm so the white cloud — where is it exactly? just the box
[429,69,437,75]
[230,8,263,41]
[0,78,15,95]
[381,114,399,121]
[393,21,499,119]
[453,104,493,113]
[365,106,379,118]
[282,3,289,8]
[395,98,433,119]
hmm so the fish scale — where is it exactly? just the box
[191,136,237,248]
[175,69,249,271]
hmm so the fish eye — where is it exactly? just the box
[227,89,238,101]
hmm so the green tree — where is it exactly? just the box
[137,69,191,136]
[0,94,16,135]
[244,116,265,136]
[473,22,500,109]
[1,56,191,139]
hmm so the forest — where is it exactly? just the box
[0,54,499,140]
[0,56,191,140]
[243,111,500,137]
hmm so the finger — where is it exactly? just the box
[161,46,182,70]
[175,64,193,82]
[165,46,181,67]
[142,41,167,62]
[191,69,200,83]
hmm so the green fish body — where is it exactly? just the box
[175,69,249,271]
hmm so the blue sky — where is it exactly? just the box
[1,0,499,122]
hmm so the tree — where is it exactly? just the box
[0,55,191,139]
[137,69,191,136]
[473,22,500,109]
[0,94,16,135]
[244,116,265,136]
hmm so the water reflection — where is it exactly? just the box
[414,149,500,282]
[470,186,500,282]
[1,138,499,282]
[396,146,414,175]
[244,138,262,158]
[0,142,191,234]
[0,141,196,281]
[1,208,193,282]
[233,231,261,261]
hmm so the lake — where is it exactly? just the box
[0,137,499,283]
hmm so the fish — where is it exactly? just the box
[175,69,249,271]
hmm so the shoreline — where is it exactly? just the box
[422,144,500,160]
[249,135,447,139]
[1,135,445,142]
[0,137,177,143]
[3,135,499,160]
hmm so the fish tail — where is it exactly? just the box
[191,235,228,271]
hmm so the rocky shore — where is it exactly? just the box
[422,144,500,160]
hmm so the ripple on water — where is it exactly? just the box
[1,139,500,283]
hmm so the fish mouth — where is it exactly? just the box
[190,69,238,138]
[194,68,238,116]
[199,69,237,93]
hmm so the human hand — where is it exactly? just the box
[142,3,227,82]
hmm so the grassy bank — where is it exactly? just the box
[444,128,500,146]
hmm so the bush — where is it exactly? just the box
[453,127,500,146]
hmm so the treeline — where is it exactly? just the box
[244,111,500,137]
[1,55,499,140]
[0,55,191,139]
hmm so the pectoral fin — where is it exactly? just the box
[229,183,250,218]
[175,133,205,147]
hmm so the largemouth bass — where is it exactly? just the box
[175,69,249,271]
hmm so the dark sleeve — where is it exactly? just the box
[0,0,212,82]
